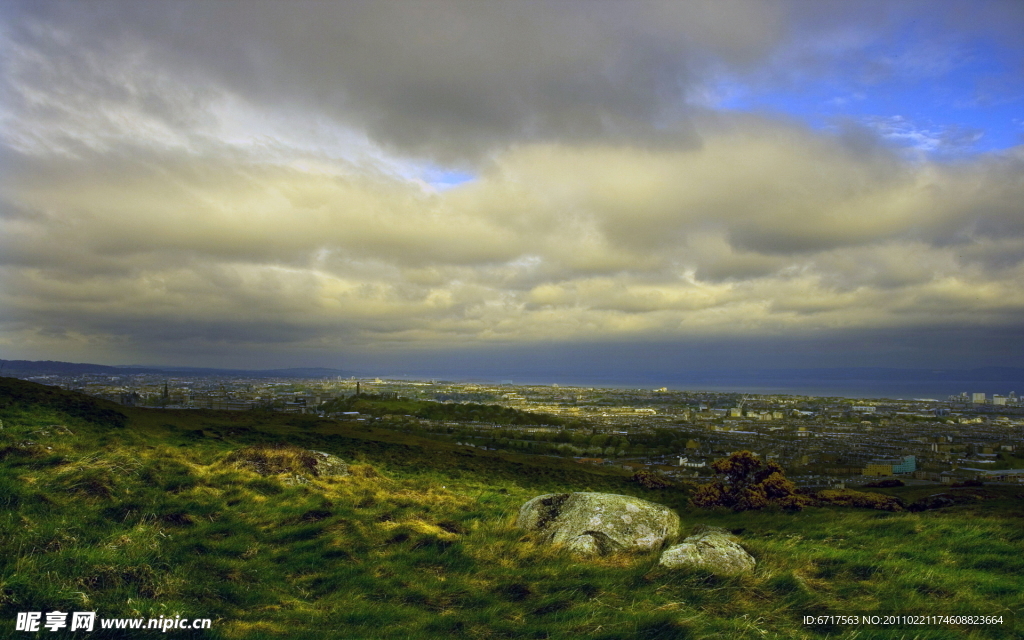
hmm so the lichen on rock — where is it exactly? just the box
[659,524,755,575]
[516,492,680,556]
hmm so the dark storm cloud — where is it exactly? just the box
[5,1,1023,160]
[3,0,792,160]
[2,0,1024,369]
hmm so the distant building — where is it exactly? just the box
[948,468,1024,483]
[972,392,986,404]
[862,463,893,477]
[211,400,253,411]
[677,456,706,468]
[992,395,1006,406]
[862,455,915,477]
[892,455,916,474]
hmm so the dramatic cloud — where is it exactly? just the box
[1,0,1023,370]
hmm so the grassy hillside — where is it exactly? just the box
[320,394,569,427]
[1,378,1022,639]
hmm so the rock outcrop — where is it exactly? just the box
[907,492,982,512]
[659,525,755,575]
[516,492,680,556]
[308,450,349,477]
[225,444,348,482]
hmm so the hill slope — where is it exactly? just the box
[1,378,1021,639]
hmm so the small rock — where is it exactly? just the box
[309,450,349,477]
[659,525,755,575]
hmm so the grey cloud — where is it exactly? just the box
[6,1,1022,164]
[0,143,528,271]
[5,119,1024,351]
[1,1,792,161]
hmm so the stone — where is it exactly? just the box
[659,524,755,575]
[309,450,349,477]
[907,493,958,511]
[516,492,680,556]
[226,445,348,479]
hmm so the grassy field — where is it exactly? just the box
[1,378,1022,639]
[319,394,568,427]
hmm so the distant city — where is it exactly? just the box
[6,360,1023,490]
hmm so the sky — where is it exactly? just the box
[1,0,1024,379]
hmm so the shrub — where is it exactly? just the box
[630,469,673,490]
[690,451,809,511]
[814,489,904,511]
[864,478,904,488]
[952,479,984,487]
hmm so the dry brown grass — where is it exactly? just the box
[220,443,350,482]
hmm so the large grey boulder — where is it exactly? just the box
[659,525,755,575]
[516,492,680,556]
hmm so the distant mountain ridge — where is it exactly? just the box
[0,359,357,379]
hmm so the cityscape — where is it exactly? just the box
[11,367,1024,488]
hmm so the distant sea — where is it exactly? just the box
[428,370,1024,401]
[7,359,1022,402]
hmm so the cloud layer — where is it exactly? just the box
[1,1,1023,369]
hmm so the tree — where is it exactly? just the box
[691,451,809,511]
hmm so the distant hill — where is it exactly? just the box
[321,393,569,426]
[0,375,128,428]
[0,359,357,379]
[0,359,135,375]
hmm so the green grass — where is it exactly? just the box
[319,394,568,427]
[1,377,1022,639]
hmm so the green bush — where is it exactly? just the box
[864,477,904,488]
[630,469,673,490]
[690,451,809,511]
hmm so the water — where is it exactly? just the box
[445,373,1023,401]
